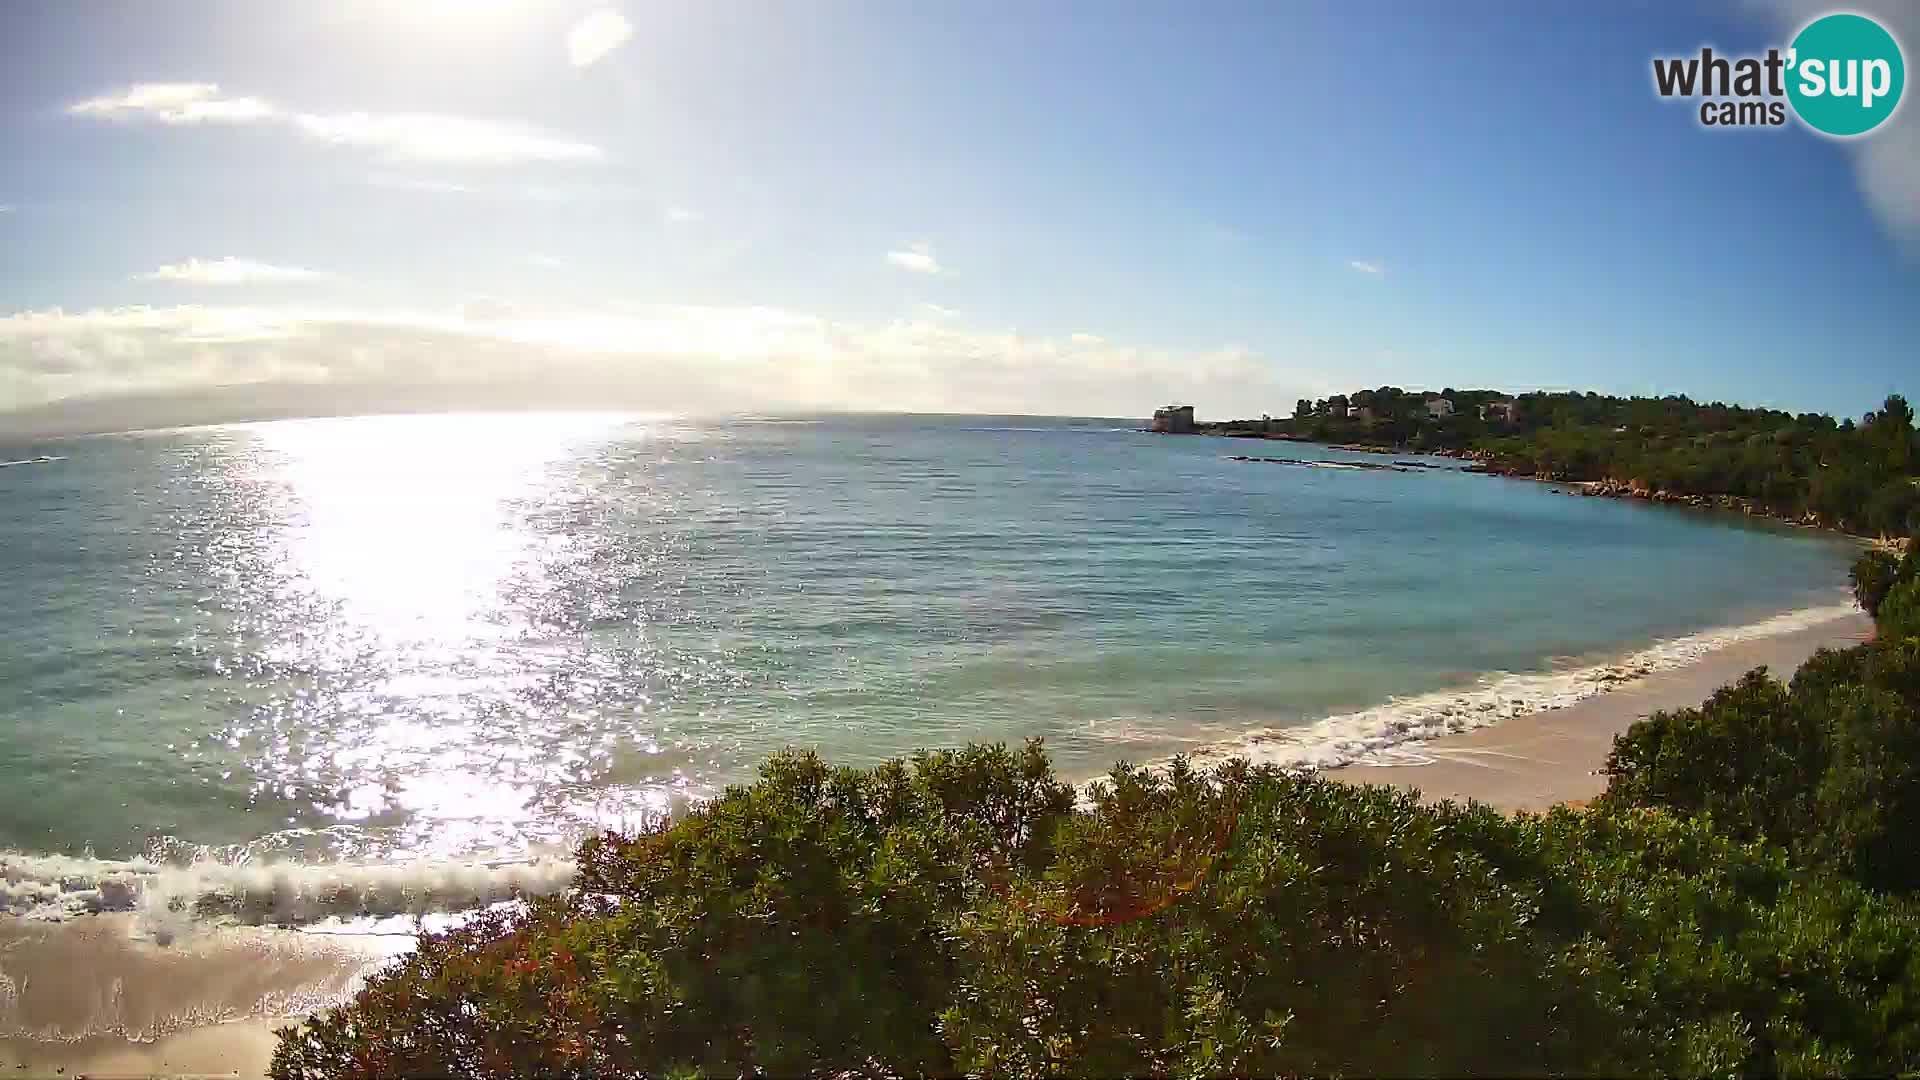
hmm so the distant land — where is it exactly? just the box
[1155,386,1919,538]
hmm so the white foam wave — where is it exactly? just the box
[1183,600,1863,773]
[0,851,575,937]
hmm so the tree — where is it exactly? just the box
[1602,636,1920,894]
[276,744,1920,1079]
[1852,548,1904,616]
[1883,578,1920,642]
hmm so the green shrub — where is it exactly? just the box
[1851,547,1904,617]
[272,741,1072,1079]
[1599,668,1825,847]
[273,745,1920,1079]
[1883,577,1920,642]
[1603,642,1920,894]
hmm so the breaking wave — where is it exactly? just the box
[1181,599,1864,772]
[0,850,575,937]
[0,601,1864,939]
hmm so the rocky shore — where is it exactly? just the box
[1228,455,1446,473]
[1185,423,1887,541]
[1460,459,1829,528]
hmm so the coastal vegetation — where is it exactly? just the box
[272,743,1920,1078]
[274,532,1920,1079]
[1282,389,1920,536]
[267,403,1920,1079]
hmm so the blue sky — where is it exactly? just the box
[0,0,1915,428]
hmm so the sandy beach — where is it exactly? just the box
[0,915,395,1078]
[1336,609,1873,811]
[0,1020,285,1078]
[0,606,1875,1077]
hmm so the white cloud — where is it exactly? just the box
[69,83,276,125]
[366,173,476,195]
[887,242,941,274]
[527,254,566,269]
[1069,332,1105,345]
[664,205,701,224]
[0,205,12,214]
[917,303,959,320]
[0,302,1330,429]
[1347,260,1384,276]
[567,8,634,67]
[1749,0,1920,248]
[138,257,332,285]
[293,112,603,164]
[70,83,602,166]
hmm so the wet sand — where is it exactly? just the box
[0,1019,285,1078]
[1336,610,1873,811]
[0,609,1873,1075]
[0,915,393,1077]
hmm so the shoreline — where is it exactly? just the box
[0,601,1873,1075]
[0,914,398,1077]
[0,1020,288,1078]
[1333,608,1872,811]
[1179,428,1900,544]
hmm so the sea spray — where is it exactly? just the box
[0,850,576,934]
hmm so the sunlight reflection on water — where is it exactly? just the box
[0,412,1860,863]
[206,413,695,858]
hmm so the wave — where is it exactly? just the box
[0,601,1860,938]
[0,851,575,937]
[1179,599,1863,773]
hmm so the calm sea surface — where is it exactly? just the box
[0,413,1857,863]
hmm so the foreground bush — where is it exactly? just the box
[273,744,1920,1078]
[1884,576,1920,641]
[1852,546,1904,616]
[1602,638,1920,894]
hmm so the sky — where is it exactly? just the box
[0,0,1916,435]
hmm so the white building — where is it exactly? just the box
[1480,399,1517,424]
[1425,396,1454,419]
[1151,404,1195,433]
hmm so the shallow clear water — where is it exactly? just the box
[0,413,1857,864]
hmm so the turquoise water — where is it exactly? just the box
[0,413,1857,867]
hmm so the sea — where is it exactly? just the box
[0,412,1859,936]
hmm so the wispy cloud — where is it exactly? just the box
[70,83,602,166]
[1069,332,1105,345]
[1347,260,1384,276]
[567,8,634,67]
[292,112,602,164]
[664,205,701,224]
[138,257,332,285]
[527,254,566,269]
[0,302,1318,427]
[0,205,12,214]
[366,173,476,195]
[886,242,941,274]
[69,83,275,125]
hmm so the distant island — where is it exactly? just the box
[1154,388,1920,538]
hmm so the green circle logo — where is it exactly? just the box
[1787,13,1905,137]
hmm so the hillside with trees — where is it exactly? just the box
[271,532,1920,1079]
[1284,389,1920,536]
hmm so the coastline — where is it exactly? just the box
[0,913,399,1077]
[1333,608,1873,811]
[0,599,1872,1075]
[1176,427,1901,543]
[0,1020,287,1078]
